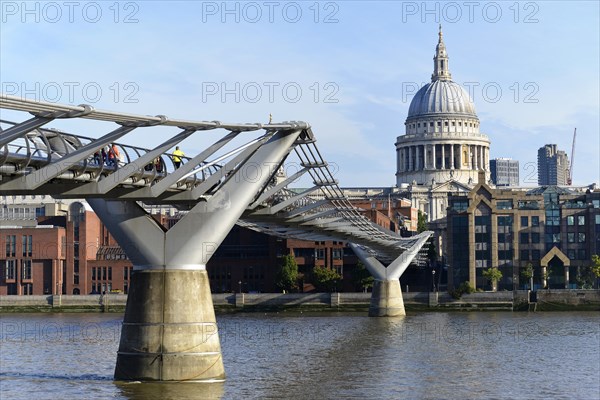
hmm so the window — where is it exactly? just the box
[497,200,513,210]
[578,249,587,260]
[74,260,79,273]
[332,249,342,260]
[521,216,528,227]
[531,250,541,260]
[22,283,33,295]
[546,209,560,226]
[74,275,79,285]
[22,235,32,257]
[103,267,107,280]
[532,216,540,226]
[567,233,575,243]
[520,233,529,244]
[520,250,529,261]
[578,233,586,243]
[21,260,32,280]
[6,235,16,257]
[108,267,112,280]
[578,215,585,226]
[531,233,540,243]
[451,200,468,211]
[316,249,325,260]
[568,249,576,260]
[567,216,574,226]
[5,260,16,280]
[593,200,600,209]
[124,267,128,280]
[92,267,96,280]
[596,215,600,225]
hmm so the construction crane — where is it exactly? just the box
[567,128,576,185]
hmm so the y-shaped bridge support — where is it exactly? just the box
[88,129,301,381]
[350,234,431,317]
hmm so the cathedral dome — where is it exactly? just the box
[407,80,477,119]
[406,25,478,121]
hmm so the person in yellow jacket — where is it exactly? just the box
[172,146,185,169]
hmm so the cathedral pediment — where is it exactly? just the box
[430,179,472,193]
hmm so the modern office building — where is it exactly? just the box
[538,144,570,185]
[490,158,519,187]
[446,172,600,291]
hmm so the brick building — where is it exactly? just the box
[2,195,424,295]
[446,173,600,290]
[1,201,102,295]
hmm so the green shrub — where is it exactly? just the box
[449,281,475,299]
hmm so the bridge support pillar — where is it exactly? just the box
[88,129,301,381]
[369,279,405,317]
[350,234,430,317]
[115,269,224,381]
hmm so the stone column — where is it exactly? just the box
[432,144,436,169]
[450,143,455,169]
[441,144,446,169]
[467,145,472,170]
[474,145,479,170]
[542,266,547,288]
[415,145,421,171]
[408,146,413,171]
[398,147,404,172]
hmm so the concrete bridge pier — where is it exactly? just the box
[88,129,301,381]
[351,234,430,317]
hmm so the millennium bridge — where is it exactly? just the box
[0,94,431,381]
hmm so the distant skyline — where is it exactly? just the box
[1,1,598,187]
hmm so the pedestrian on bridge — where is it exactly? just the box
[173,146,185,169]
[108,143,120,167]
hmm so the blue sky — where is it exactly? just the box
[1,1,599,187]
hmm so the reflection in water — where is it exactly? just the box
[0,312,598,399]
[115,381,224,400]
[258,316,413,399]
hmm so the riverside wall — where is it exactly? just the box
[1,290,598,312]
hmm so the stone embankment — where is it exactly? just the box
[1,290,598,312]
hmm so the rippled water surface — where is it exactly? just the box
[1,312,599,399]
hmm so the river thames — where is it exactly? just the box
[0,312,598,399]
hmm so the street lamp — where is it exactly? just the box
[432,269,436,292]
[238,280,242,293]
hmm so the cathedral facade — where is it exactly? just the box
[395,27,492,222]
